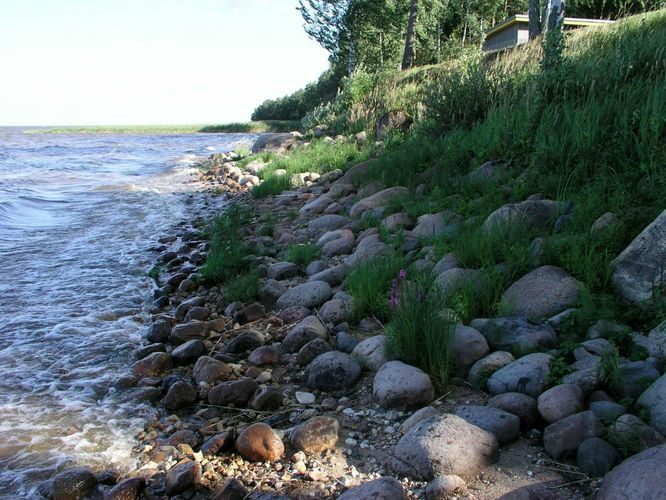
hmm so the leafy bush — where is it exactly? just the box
[223,270,261,303]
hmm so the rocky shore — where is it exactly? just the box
[42,133,666,499]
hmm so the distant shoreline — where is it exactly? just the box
[23,120,301,135]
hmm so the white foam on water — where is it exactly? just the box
[0,130,255,497]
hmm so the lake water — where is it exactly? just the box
[0,129,255,497]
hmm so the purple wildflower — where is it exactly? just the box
[399,269,406,281]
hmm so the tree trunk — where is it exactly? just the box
[529,0,541,39]
[544,0,565,31]
[401,0,418,70]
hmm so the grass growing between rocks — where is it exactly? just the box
[344,254,406,322]
[282,244,321,267]
[385,274,457,391]
[251,140,373,198]
[200,203,260,302]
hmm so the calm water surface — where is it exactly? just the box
[0,128,254,497]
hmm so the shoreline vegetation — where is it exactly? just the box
[43,9,666,500]
[24,120,302,135]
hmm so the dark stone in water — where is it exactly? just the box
[106,477,144,500]
[146,320,171,343]
[135,343,166,360]
[51,467,97,500]
[153,296,170,308]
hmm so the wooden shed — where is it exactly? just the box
[482,14,614,53]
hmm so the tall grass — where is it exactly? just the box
[385,274,457,391]
[343,254,406,321]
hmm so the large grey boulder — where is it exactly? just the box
[412,211,461,239]
[609,414,665,451]
[487,393,539,429]
[482,199,569,235]
[276,281,332,310]
[649,320,666,365]
[434,268,486,300]
[345,234,393,267]
[451,325,489,377]
[307,214,350,235]
[612,209,666,303]
[638,374,666,435]
[543,411,603,459]
[351,335,389,371]
[576,437,621,477]
[500,266,581,320]
[318,296,353,325]
[537,384,584,423]
[615,360,660,400]
[373,361,434,409]
[282,315,328,353]
[305,352,361,392]
[452,405,521,445]
[349,187,409,218]
[487,353,552,398]
[596,444,666,500]
[252,133,295,153]
[467,351,515,389]
[308,263,350,286]
[391,414,499,480]
[477,317,557,354]
[337,477,407,500]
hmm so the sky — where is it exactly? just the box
[0,0,330,126]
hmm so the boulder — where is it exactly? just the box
[382,212,415,231]
[276,281,332,310]
[412,212,461,239]
[467,351,515,389]
[258,279,287,305]
[345,234,393,266]
[500,266,581,320]
[637,374,666,435]
[648,320,666,364]
[164,381,198,410]
[609,414,665,451]
[349,187,409,218]
[576,437,621,477]
[251,133,295,153]
[612,209,666,303]
[434,268,486,300]
[351,335,389,371]
[235,423,284,462]
[336,331,360,353]
[487,353,552,398]
[208,378,257,407]
[338,477,407,500]
[193,356,231,385]
[306,352,361,392]
[400,406,440,433]
[452,405,521,445]
[51,467,97,500]
[267,262,299,280]
[308,263,350,286]
[171,339,205,364]
[376,110,413,140]
[320,230,355,257]
[282,315,327,353]
[165,461,201,497]
[589,400,627,422]
[249,387,283,411]
[487,393,539,429]
[432,253,459,276]
[466,160,509,183]
[477,317,558,354]
[537,384,585,423]
[105,477,144,500]
[373,361,434,409]
[451,325,489,377]
[223,330,265,355]
[299,195,334,216]
[307,214,349,235]
[248,346,281,366]
[201,432,233,456]
[171,321,210,343]
[289,416,340,454]
[318,296,353,324]
[596,444,666,500]
[590,211,619,239]
[425,475,466,499]
[482,199,569,235]
[543,411,603,458]
[391,414,499,480]
[132,352,173,377]
[615,360,660,400]
[296,338,332,366]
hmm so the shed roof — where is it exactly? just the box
[486,14,614,38]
